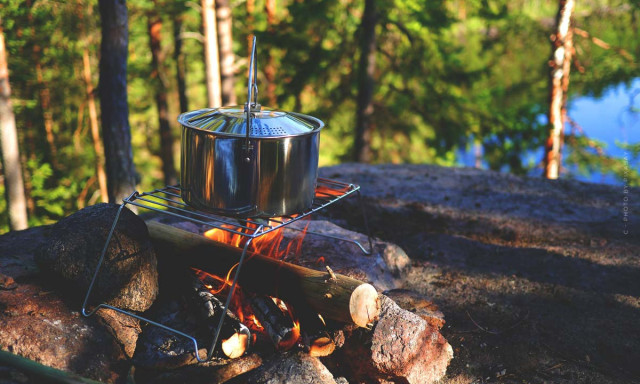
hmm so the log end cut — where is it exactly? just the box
[222,332,250,359]
[349,283,380,327]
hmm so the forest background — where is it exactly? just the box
[0,0,638,232]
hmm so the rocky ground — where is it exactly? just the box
[1,163,638,383]
[318,164,640,384]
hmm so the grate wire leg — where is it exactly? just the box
[207,226,263,360]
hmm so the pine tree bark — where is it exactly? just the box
[82,48,108,203]
[27,0,59,171]
[264,0,277,106]
[353,0,376,163]
[173,16,188,113]
[202,0,222,107]
[216,0,236,106]
[34,59,59,170]
[247,0,254,59]
[544,0,575,179]
[148,11,177,186]
[79,2,108,203]
[0,22,28,230]
[98,0,137,203]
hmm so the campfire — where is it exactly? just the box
[0,178,453,383]
[0,38,452,384]
[125,181,381,361]
[189,217,323,358]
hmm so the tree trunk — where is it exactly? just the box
[544,0,575,179]
[21,120,36,215]
[0,23,28,230]
[82,48,108,203]
[34,60,59,170]
[247,0,254,59]
[216,0,236,106]
[264,0,277,106]
[148,10,177,186]
[202,0,222,107]
[98,0,137,203]
[27,0,59,172]
[353,0,376,163]
[173,16,188,113]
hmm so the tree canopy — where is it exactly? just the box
[0,0,638,232]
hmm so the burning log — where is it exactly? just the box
[190,275,250,359]
[145,220,380,328]
[297,303,336,357]
[250,296,299,351]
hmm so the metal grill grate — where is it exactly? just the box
[123,178,365,242]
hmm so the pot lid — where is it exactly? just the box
[178,106,324,138]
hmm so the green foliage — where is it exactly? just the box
[26,158,78,221]
[565,136,640,185]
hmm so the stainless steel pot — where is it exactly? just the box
[179,107,323,218]
[178,38,324,218]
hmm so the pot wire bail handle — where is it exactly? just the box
[244,36,260,163]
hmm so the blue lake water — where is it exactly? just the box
[459,78,640,185]
[567,78,640,184]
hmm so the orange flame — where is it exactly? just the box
[204,217,310,261]
[193,268,266,334]
[271,297,301,351]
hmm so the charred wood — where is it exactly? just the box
[250,296,296,351]
[190,275,250,359]
[298,307,336,357]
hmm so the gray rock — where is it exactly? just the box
[245,351,337,384]
[340,295,452,384]
[284,220,409,291]
[0,226,130,383]
[36,203,158,312]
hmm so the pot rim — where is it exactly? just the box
[178,108,325,139]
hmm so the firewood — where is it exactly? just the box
[250,296,298,350]
[190,275,250,359]
[146,220,380,328]
[297,304,336,357]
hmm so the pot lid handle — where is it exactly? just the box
[244,36,261,162]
